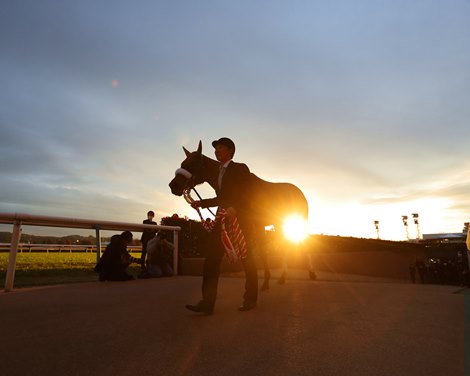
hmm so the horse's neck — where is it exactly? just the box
[201,155,220,191]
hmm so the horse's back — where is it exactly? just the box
[250,174,308,226]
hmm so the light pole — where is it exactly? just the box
[412,213,420,240]
[402,215,410,241]
[374,220,380,239]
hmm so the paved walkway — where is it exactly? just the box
[0,271,465,376]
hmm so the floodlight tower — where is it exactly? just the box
[374,220,380,239]
[402,215,410,241]
[412,213,421,240]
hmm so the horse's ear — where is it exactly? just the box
[196,140,202,155]
[183,146,190,157]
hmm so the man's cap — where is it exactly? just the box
[212,137,235,151]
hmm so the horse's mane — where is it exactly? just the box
[200,154,219,191]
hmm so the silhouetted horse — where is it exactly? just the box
[169,141,316,289]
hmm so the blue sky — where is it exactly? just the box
[1,0,469,240]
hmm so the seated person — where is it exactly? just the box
[95,231,141,281]
[145,232,174,277]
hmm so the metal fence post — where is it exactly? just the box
[95,225,101,264]
[173,230,179,276]
[4,220,22,292]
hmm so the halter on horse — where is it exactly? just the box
[169,141,316,289]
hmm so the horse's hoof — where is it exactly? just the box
[260,283,269,291]
[309,271,317,280]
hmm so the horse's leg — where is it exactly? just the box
[253,225,271,291]
[278,233,287,284]
[306,251,317,280]
[278,252,287,284]
[259,242,271,291]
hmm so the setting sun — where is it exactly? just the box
[282,214,308,243]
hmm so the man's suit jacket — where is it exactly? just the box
[199,161,252,225]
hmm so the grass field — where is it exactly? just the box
[0,252,142,289]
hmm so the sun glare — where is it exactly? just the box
[282,214,308,243]
[307,196,459,241]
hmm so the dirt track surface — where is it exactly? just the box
[0,273,465,376]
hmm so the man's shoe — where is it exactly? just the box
[185,302,213,314]
[238,301,256,312]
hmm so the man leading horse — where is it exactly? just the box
[184,137,258,314]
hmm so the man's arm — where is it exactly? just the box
[191,162,251,212]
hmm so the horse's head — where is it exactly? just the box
[169,140,205,196]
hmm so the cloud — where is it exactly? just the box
[1,0,469,238]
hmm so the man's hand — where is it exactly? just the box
[191,201,202,209]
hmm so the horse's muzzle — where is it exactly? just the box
[169,175,185,196]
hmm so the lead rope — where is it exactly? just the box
[182,187,246,262]
[183,188,206,221]
[192,187,217,218]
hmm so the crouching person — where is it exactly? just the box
[95,231,141,281]
[146,232,174,277]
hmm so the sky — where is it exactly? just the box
[1,0,469,240]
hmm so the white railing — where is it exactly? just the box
[0,243,98,253]
[0,243,143,253]
[0,212,181,292]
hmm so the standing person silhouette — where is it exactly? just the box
[140,210,157,269]
[186,137,258,314]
